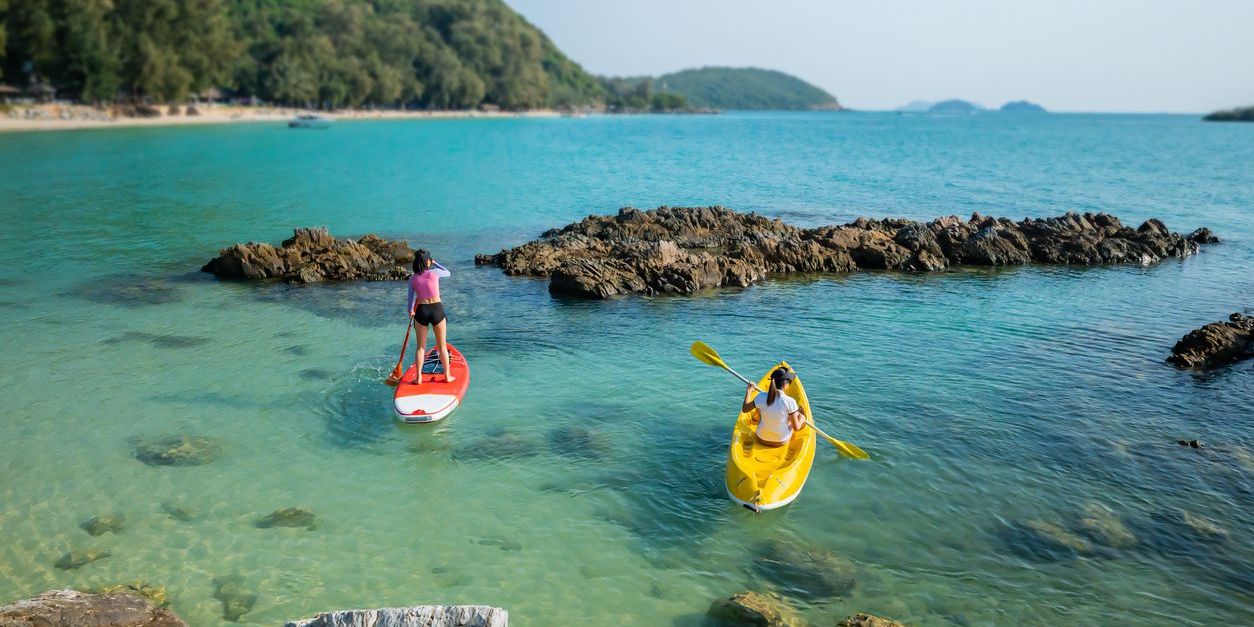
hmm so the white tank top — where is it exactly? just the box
[754,392,800,443]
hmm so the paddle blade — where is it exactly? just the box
[832,439,870,460]
[385,364,404,386]
[690,341,727,369]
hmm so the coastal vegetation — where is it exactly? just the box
[1203,105,1254,121]
[0,0,603,109]
[651,66,841,110]
[928,99,983,114]
[0,3,836,114]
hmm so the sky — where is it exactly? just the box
[508,0,1254,113]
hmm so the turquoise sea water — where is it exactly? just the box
[0,112,1251,626]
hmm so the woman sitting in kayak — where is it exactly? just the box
[741,367,806,446]
[407,249,455,384]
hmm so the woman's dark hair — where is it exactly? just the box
[412,249,431,273]
[767,368,790,405]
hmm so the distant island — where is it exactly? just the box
[895,99,1047,114]
[1203,105,1254,122]
[650,67,842,111]
[1000,100,1047,113]
[928,99,984,114]
[896,100,935,112]
[0,1,841,117]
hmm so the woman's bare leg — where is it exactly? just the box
[414,321,428,384]
[433,319,455,382]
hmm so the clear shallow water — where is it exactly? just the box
[0,112,1252,626]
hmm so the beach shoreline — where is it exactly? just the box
[0,103,563,133]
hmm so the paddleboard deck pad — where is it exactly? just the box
[393,344,470,423]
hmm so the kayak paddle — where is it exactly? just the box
[689,340,870,460]
[385,317,414,386]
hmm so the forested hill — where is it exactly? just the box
[652,67,841,110]
[0,0,603,109]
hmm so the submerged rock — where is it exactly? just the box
[101,331,209,349]
[1006,520,1094,559]
[548,425,613,460]
[134,435,221,466]
[65,274,186,307]
[1152,509,1230,543]
[81,514,126,536]
[284,605,508,627]
[213,575,258,623]
[161,501,197,522]
[202,227,414,284]
[1167,313,1254,369]
[838,614,907,627]
[55,548,111,570]
[752,539,856,599]
[476,206,1214,298]
[1074,503,1137,548]
[0,589,186,626]
[707,591,802,627]
[453,431,543,463]
[256,507,318,530]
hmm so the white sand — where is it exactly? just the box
[0,103,561,133]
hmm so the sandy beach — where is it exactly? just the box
[0,103,562,133]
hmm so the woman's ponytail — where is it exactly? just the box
[412,249,431,274]
[767,367,791,405]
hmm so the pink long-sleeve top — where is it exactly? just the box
[407,262,450,313]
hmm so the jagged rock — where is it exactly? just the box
[1186,227,1219,244]
[1167,313,1254,369]
[134,435,221,466]
[255,507,318,530]
[476,207,1213,298]
[707,591,803,626]
[838,614,907,627]
[752,539,856,599]
[202,227,414,284]
[81,514,126,536]
[0,589,186,626]
[54,549,110,570]
[284,605,508,627]
[213,575,258,623]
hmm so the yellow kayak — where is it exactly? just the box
[725,361,817,511]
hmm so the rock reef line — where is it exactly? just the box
[475,206,1217,298]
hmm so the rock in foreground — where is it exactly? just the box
[285,605,508,627]
[1167,313,1254,369]
[707,591,802,626]
[475,206,1213,298]
[203,227,413,284]
[838,613,907,627]
[0,589,186,626]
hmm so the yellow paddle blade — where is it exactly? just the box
[830,437,870,460]
[690,341,728,369]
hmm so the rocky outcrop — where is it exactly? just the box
[1167,313,1254,369]
[203,227,414,284]
[838,614,907,627]
[707,591,802,626]
[0,589,186,626]
[284,605,508,627]
[475,206,1213,298]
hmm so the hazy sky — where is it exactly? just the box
[508,0,1254,112]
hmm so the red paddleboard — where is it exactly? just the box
[393,344,470,423]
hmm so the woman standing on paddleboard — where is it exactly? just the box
[407,249,456,384]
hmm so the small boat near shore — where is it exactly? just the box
[725,361,816,511]
[288,114,331,129]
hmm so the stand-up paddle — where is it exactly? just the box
[385,317,414,386]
